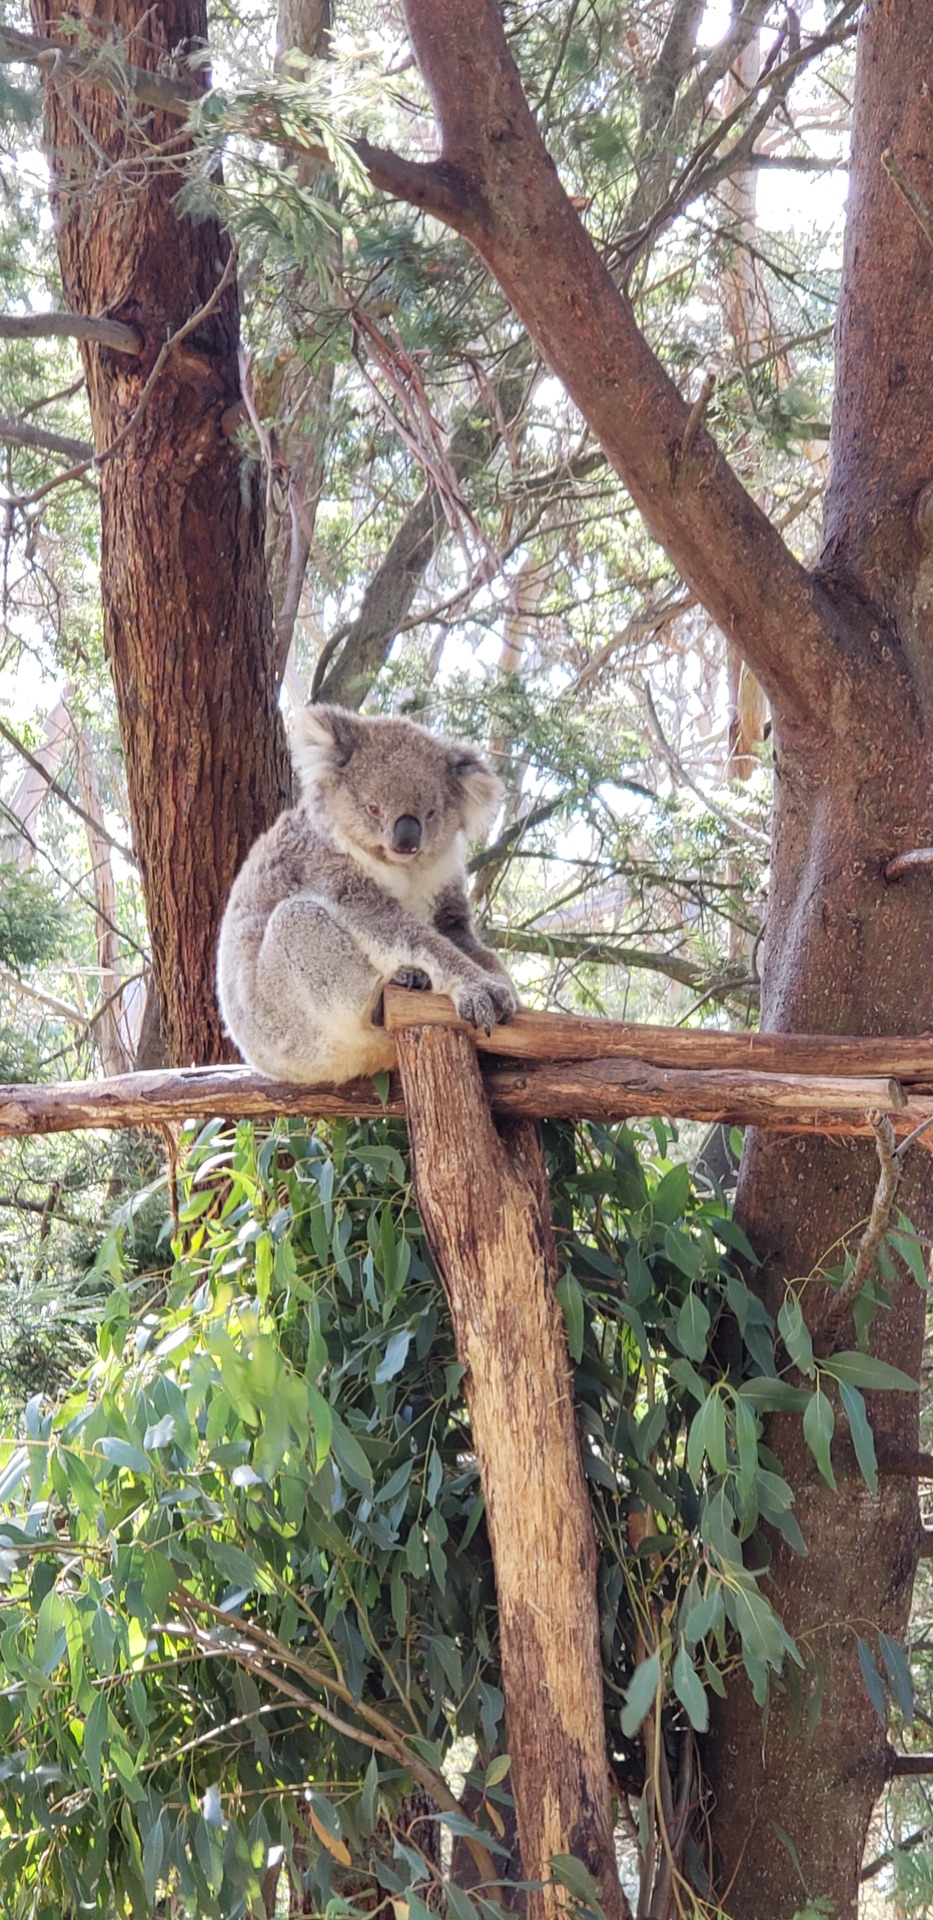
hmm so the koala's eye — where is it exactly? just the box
[367,803,381,820]
[426,807,437,821]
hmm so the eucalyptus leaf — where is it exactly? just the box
[620,1651,661,1738]
[672,1644,709,1731]
[837,1380,878,1494]
[803,1390,836,1490]
[821,1351,918,1393]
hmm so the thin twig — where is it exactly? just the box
[815,1110,900,1357]
[19,374,86,418]
[674,370,716,472]
[882,148,933,251]
[894,1111,933,1160]
[641,680,771,852]
[0,715,136,864]
[0,964,84,1026]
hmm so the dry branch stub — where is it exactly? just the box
[392,1019,630,1920]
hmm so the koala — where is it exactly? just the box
[216,704,519,1084]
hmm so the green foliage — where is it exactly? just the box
[0,864,66,975]
[0,1111,918,1914]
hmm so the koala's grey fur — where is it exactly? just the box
[217,704,518,1084]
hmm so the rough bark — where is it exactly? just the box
[31,0,291,1066]
[395,2,848,726]
[393,1022,629,1920]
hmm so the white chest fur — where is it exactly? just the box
[340,830,466,919]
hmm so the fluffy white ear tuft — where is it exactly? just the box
[291,705,359,794]
[448,746,504,839]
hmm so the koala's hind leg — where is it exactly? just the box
[253,896,392,1081]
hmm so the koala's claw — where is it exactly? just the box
[391,967,432,992]
[455,976,517,1032]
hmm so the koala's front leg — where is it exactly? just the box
[432,882,516,988]
[348,899,517,1031]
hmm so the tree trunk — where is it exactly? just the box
[393,1021,629,1920]
[705,4,933,1908]
[31,0,291,1065]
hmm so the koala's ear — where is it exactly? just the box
[291,704,359,791]
[448,746,504,838]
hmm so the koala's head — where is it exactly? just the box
[291,705,503,865]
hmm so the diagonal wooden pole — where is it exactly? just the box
[392,1014,630,1920]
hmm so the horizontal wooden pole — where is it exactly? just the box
[0,1066,403,1137]
[382,988,933,1079]
[481,1059,932,1142]
[0,1052,931,1147]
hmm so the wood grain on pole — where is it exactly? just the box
[382,987,933,1078]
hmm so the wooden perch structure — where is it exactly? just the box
[2,990,933,1145]
[3,990,931,1919]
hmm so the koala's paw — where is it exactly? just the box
[390,967,432,993]
[455,975,518,1033]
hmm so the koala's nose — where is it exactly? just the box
[392,814,422,855]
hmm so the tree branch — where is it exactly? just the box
[861,1825,933,1881]
[0,9,868,720]
[0,310,141,354]
[5,996,933,1142]
[315,350,529,706]
[5,250,238,513]
[875,1447,933,1480]
[489,926,754,1003]
[0,21,200,116]
[0,716,137,864]
[0,415,93,462]
[396,0,846,724]
[887,1754,933,1778]
[814,1111,901,1357]
[623,5,858,264]
[0,25,474,228]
